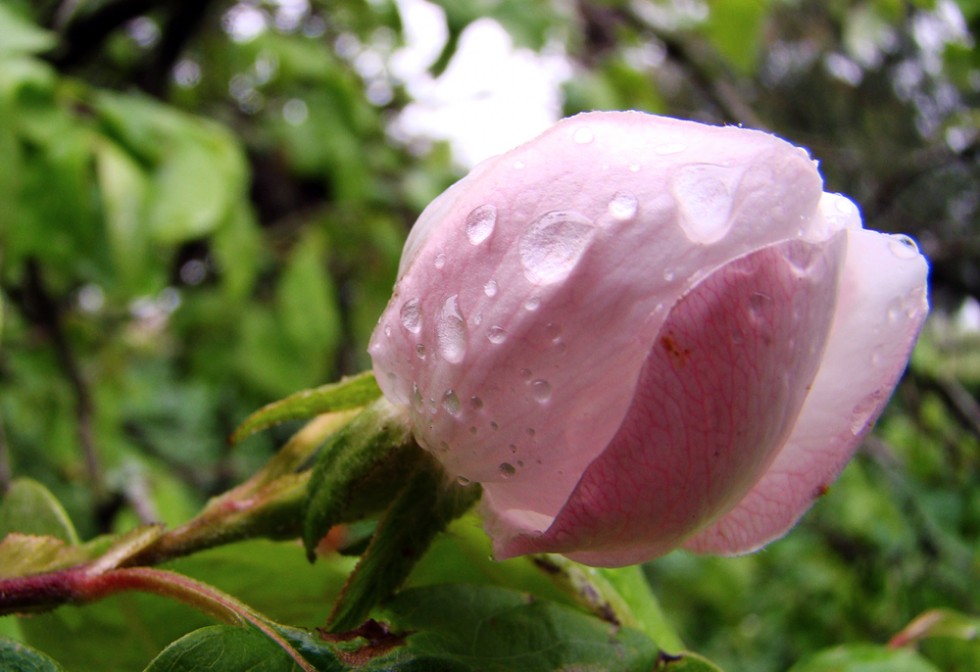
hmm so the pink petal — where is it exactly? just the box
[489,235,847,566]
[684,229,929,554]
[369,112,826,525]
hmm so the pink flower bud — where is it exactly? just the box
[368,111,929,567]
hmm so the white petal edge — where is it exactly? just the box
[684,228,929,554]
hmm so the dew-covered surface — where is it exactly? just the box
[367,112,929,565]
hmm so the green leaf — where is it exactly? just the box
[144,625,316,672]
[657,651,725,671]
[94,137,156,292]
[0,637,66,672]
[278,229,342,367]
[0,479,79,543]
[230,371,382,444]
[378,583,659,672]
[0,5,56,56]
[0,533,84,578]
[326,450,481,631]
[789,644,942,672]
[701,0,771,74]
[891,609,980,672]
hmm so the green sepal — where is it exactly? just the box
[302,398,416,557]
[326,450,482,632]
[230,371,382,445]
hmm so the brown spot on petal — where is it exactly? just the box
[660,332,692,367]
[813,483,831,498]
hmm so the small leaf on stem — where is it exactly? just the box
[230,371,382,445]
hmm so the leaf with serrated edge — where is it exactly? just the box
[231,371,381,444]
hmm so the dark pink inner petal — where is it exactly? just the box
[493,236,846,566]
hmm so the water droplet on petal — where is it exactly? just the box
[487,326,507,344]
[411,382,424,413]
[490,421,499,431]
[628,162,641,173]
[608,191,638,221]
[437,295,467,363]
[530,379,552,403]
[456,476,471,486]
[416,343,426,359]
[384,324,392,337]
[663,268,675,282]
[498,462,517,478]
[545,322,562,341]
[484,279,498,297]
[465,204,497,245]
[524,296,541,311]
[671,164,734,243]
[573,126,594,144]
[520,368,532,379]
[434,253,446,269]
[469,395,483,410]
[655,142,686,155]
[888,234,919,259]
[400,298,422,334]
[519,211,595,285]
[748,292,772,323]
[850,390,883,435]
[442,389,461,416]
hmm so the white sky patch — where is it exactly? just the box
[390,0,572,167]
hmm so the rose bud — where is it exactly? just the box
[368,111,929,567]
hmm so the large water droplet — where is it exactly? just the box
[442,389,461,416]
[487,326,507,344]
[607,191,638,221]
[888,234,919,259]
[573,126,594,144]
[465,204,497,245]
[530,379,552,403]
[399,298,422,334]
[437,295,466,363]
[671,164,735,243]
[498,462,517,478]
[483,279,498,297]
[519,211,595,285]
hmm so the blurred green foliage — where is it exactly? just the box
[0,0,977,670]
